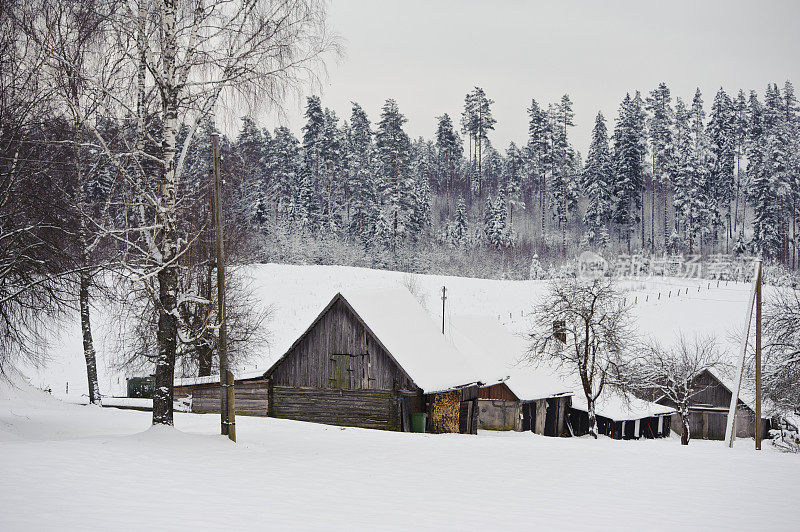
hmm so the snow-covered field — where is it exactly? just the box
[1,379,798,531]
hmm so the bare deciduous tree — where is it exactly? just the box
[625,334,724,445]
[763,288,800,415]
[525,277,634,438]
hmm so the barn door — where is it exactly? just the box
[329,354,351,389]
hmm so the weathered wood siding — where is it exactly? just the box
[174,378,269,416]
[478,399,521,431]
[270,298,416,392]
[669,406,765,440]
[659,370,769,440]
[478,382,518,402]
[269,386,400,430]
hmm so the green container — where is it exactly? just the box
[127,377,155,399]
[411,412,427,433]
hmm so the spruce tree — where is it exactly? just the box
[732,89,749,235]
[526,98,551,237]
[707,88,735,249]
[346,102,378,242]
[375,98,412,245]
[435,113,462,205]
[612,93,644,252]
[646,82,674,251]
[582,112,613,247]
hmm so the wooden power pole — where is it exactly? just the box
[725,259,761,448]
[212,133,235,442]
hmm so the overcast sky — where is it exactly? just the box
[267,0,800,155]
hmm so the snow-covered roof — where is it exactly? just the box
[174,370,265,388]
[571,391,675,422]
[446,315,573,400]
[264,288,484,393]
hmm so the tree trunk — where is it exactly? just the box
[153,0,179,426]
[680,405,691,445]
[79,271,101,404]
[587,398,598,439]
[74,119,101,405]
[153,263,178,425]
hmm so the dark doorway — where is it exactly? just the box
[522,402,537,432]
[545,398,559,436]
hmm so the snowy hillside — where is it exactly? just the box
[31,263,756,402]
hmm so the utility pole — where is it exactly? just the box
[441,286,447,334]
[755,259,762,450]
[725,259,761,448]
[212,133,235,442]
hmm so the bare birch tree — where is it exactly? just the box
[102,0,336,425]
[526,278,634,438]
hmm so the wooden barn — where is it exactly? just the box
[175,289,483,434]
[655,369,769,440]
[447,315,574,436]
[569,393,674,440]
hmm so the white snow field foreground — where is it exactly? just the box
[1,381,799,531]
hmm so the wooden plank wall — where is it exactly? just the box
[478,383,518,401]
[176,379,269,416]
[270,386,400,430]
[270,298,416,392]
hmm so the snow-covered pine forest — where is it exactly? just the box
[20,83,798,281]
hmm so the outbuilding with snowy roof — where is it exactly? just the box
[175,289,484,433]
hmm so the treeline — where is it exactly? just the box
[225,82,800,275]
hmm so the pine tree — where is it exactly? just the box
[707,88,735,250]
[783,80,799,268]
[612,93,644,251]
[503,142,525,227]
[375,98,412,245]
[673,90,711,253]
[582,112,613,247]
[646,82,674,251]
[435,113,462,206]
[732,89,749,236]
[302,95,325,185]
[752,84,787,259]
[462,87,496,195]
[236,116,265,225]
[270,126,301,226]
[346,102,378,242]
[449,196,469,246]
[551,94,577,254]
[321,107,343,232]
[526,98,551,237]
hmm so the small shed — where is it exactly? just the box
[447,315,574,436]
[176,289,483,434]
[656,369,770,441]
[569,392,674,440]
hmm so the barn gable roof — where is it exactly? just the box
[263,289,483,393]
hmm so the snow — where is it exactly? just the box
[447,314,573,400]
[1,376,798,531]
